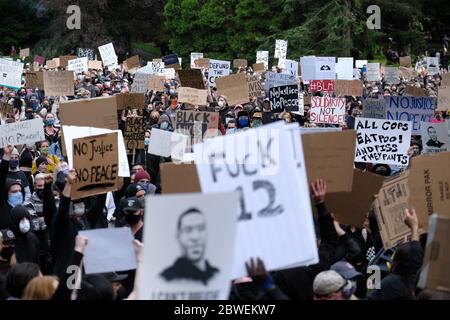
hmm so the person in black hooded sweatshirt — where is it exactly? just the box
[9,206,40,265]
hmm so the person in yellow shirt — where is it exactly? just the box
[32,140,60,175]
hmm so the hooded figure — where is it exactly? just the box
[0,179,26,228]
[156,114,173,131]
[7,148,32,201]
[10,206,40,264]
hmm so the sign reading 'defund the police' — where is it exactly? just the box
[194,121,318,278]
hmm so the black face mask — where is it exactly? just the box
[36,189,44,199]
[125,214,141,226]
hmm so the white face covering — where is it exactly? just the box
[19,218,31,234]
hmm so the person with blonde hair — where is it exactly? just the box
[22,275,58,300]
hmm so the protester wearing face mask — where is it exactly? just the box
[122,197,145,241]
[43,113,60,145]
[226,120,237,134]
[23,174,48,230]
[330,261,362,300]
[157,114,173,131]
[134,170,156,195]
[9,206,40,265]
[251,112,263,128]
[32,141,60,174]
[236,110,250,130]
[7,148,32,201]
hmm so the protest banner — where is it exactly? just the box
[0,58,24,89]
[355,60,368,68]
[336,57,354,80]
[247,75,263,99]
[301,130,356,193]
[58,55,77,68]
[366,63,381,82]
[252,62,265,73]
[130,72,151,93]
[76,48,95,60]
[116,93,145,110]
[208,59,231,87]
[160,163,201,194]
[178,87,208,106]
[71,132,120,200]
[315,57,336,80]
[426,57,439,75]
[147,128,188,161]
[25,72,44,90]
[256,51,269,70]
[140,192,238,300]
[88,60,103,70]
[0,102,13,115]
[442,73,450,86]
[437,85,450,111]
[325,169,384,227]
[59,96,118,130]
[233,59,248,69]
[420,121,450,153]
[384,67,400,84]
[20,48,30,59]
[163,54,181,69]
[175,111,219,145]
[194,122,318,278]
[274,40,288,59]
[310,97,346,124]
[194,58,210,69]
[404,85,426,97]
[264,71,297,92]
[98,43,118,67]
[362,98,387,119]
[33,55,45,66]
[148,74,166,92]
[46,58,60,69]
[386,96,435,134]
[269,85,300,112]
[177,69,205,89]
[43,71,74,96]
[0,118,45,148]
[418,214,450,293]
[354,118,412,166]
[308,80,334,93]
[124,116,147,150]
[334,79,363,97]
[190,52,203,68]
[216,73,249,106]
[67,57,88,74]
[399,56,412,67]
[79,227,136,274]
[124,55,140,71]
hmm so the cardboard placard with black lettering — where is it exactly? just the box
[116,93,145,110]
[43,71,74,96]
[71,132,120,200]
[177,69,205,89]
[124,55,140,71]
[247,75,263,99]
[25,72,44,90]
[404,85,426,97]
[124,116,147,150]
[59,55,77,68]
[175,111,219,145]
[148,75,166,92]
[233,59,248,69]
[178,87,208,106]
[269,85,300,112]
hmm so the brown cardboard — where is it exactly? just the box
[418,214,450,293]
[437,86,450,111]
[71,132,120,200]
[194,58,210,69]
[301,130,356,193]
[216,73,250,106]
[441,73,450,86]
[148,75,166,92]
[399,67,413,79]
[325,169,385,227]
[178,87,208,106]
[43,71,74,96]
[124,55,140,71]
[25,72,44,90]
[124,116,146,150]
[59,55,77,68]
[20,48,30,59]
[233,59,248,68]
[334,79,363,97]
[160,163,201,194]
[88,60,103,70]
[247,75,263,99]
[404,85,427,97]
[399,56,412,67]
[47,58,60,69]
[116,93,145,110]
[253,63,265,73]
[177,69,205,89]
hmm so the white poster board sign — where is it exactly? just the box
[208,60,231,87]
[148,128,188,161]
[366,63,381,82]
[0,118,45,148]
[190,53,203,68]
[336,57,354,80]
[98,43,118,67]
[274,40,288,60]
[68,57,88,74]
[420,121,450,153]
[0,58,24,89]
[256,51,269,70]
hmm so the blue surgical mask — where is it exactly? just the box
[169,89,175,95]
[8,192,23,208]
[138,183,149,193]
[45,119,55,126]
[238,117,249,127]
[160,122,169,130]
[144,138,150,146]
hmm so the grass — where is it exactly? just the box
[131,42,161,56]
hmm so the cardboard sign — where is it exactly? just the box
[399,67,414,79]
[177,69,205,89]
[43,71,74,96]
[33,55,45,66]
[124,55,140,71]
[47,58,60,69]
[124,116,147,150]
[175,111,219,146]
[247,75,263,99]
[310,97,346,124]
[441,73,450,86]
[0,118,45,148]
[325,169,384,227]
[355,60,368,68]
[437,86,450,111]
[334,79,363,97]
[362,98,387,119]
[418,214,450,292]
[274,40,288,59]
[0,58,24,89]
[59,96,118,130]
[404,85,426,97]
[399,56,412,67]
[366,63,381,82]
[194,122,318,277]
[194,58,210,69]
[88,60,103,70]
[25,72,44,90]
[269,85,300,112]
[148,74,166,92]
[20,48,30,59]
[216,73,249,106]
[71,132,120,200]
[79,227,136,274]
[116,93,145,110]
[308,80,334,93]
[386,96,435,134]
[384,67,400,85]
[208,59,231,87]
[252,63,265,73]
[160,163,201,194]
[98,43,118,67]
[256,51,269,70]
[162,54,181,69]
[301,130,356,193]
[76,48,95,60]
[264,71,297,92]
[140,192,238,300]
[67,57,88,74]
[233,59,248,68]
[336,57,354,80]
[147,128,188,161]
[420,121,450,154]
[355,118,412,166]
[59,55,77,68]
[178,87,208,106]
[190,53,203,68]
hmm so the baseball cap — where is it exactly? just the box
[122,197,144,214]
[330,261,362,280]
[313,270,347,296]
